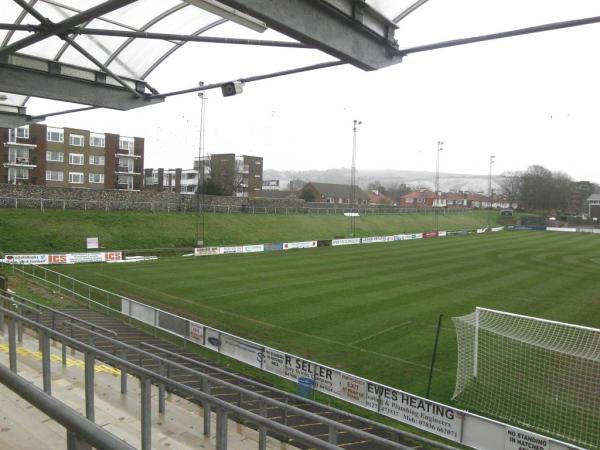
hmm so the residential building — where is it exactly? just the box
[398,191,438,207]
[1,124,143,190]
[207,153,263,198]
[299,182,369,204]
[587,193,600,219]
[368,190,395,205]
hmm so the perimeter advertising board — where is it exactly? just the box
[258,350,463,441]
[243,244,264,253]
[361,236,386,244]
[3,252,122,265]
[194,247,221,256]
[221,246,244,254]
[423,231,438,238]
[283,241,317,250]
[332,238,361,246]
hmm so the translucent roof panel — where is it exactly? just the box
[367,0,423,22]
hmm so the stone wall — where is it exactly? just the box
[0,183,470,214]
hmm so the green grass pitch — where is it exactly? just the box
[52,231,600,406]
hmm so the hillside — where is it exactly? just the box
[0,209,502,253]
[264,168,502,193]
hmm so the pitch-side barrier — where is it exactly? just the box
[8,263,584,450]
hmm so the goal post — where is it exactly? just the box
[452,307,600,448]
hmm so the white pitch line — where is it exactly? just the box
[350,321,412,346]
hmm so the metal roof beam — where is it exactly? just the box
[210,0,401,70]
[76,28,311,48]
[0,0,138,57]
[0,57,163,110]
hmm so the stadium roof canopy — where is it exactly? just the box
[1,0,600,127]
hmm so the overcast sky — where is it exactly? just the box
[28,1,600,183]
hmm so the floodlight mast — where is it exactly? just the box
[350,120,361,236]
[488,155,496,229]
[196,82,207,248]
[434,141,443,232]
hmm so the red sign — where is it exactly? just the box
[423,231,439,238]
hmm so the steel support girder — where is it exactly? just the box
[0,65,163,110]
[213,0,402,70]
[0,112,31,128]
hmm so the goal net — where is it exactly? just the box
[452,307,600,447]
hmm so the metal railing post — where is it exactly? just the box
[66,430,92,450]
[8,316,17,372]
[41,331,51,395]
[140,376,152,450]
[84,352,95,422]
[258,400,267,450]
[62,340,67,365]
[17,304,23,344]
[158,363,166,415]
[215,408,228,450]
[328,425,338,445]
[201,378,211,437]
[120,348,128,395]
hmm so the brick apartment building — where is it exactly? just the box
[146,153,263,197]
[1,124,144,190]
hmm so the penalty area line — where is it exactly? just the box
[350,321,412,346]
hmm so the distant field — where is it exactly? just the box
[0,209,503,252]
[52,231,600,406]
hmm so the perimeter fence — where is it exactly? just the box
[0,195,472,215]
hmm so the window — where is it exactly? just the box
[69,134,84,147]
[90,133,105,148]
[8,147,30,164]
[16,126,29,139]
[118,157,134,173]
[47,127,64,143]
[89,155,105,165]
[119,137,135,154]
[46,170,64,182]
[69,153,84,165]
[89,173,104,184]
[14,168,29,179]
[254,174,261,178]
[69,172,84,184]
[46,151,64,162]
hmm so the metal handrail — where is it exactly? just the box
[0,305,342,450]
[8,291,117,337]
[61,321,421,450]
[141,342,458,450]
[0,363,136,450]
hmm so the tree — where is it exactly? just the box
[367,181,388,196]
[197,177,223,195]
[299,189,315,202]
[499,171,522,205]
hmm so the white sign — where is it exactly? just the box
[546,227,577,233]
[3,251,122,265]
[243,244,264,253]
[194,247,221,256]
[477,228,488,234]
[221,246,244,254]
[505,427,549,450]
[86,237,99,249]
[361,236,386,244]
[491,227,504,232]
[283,241,317,250]
[365,383,463,442]
[220,334,263,368]
[189,321,204,345]
[438,231,448,237]
[3,254,49,265]
[332,238,361,246]
[343,212,360,217]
